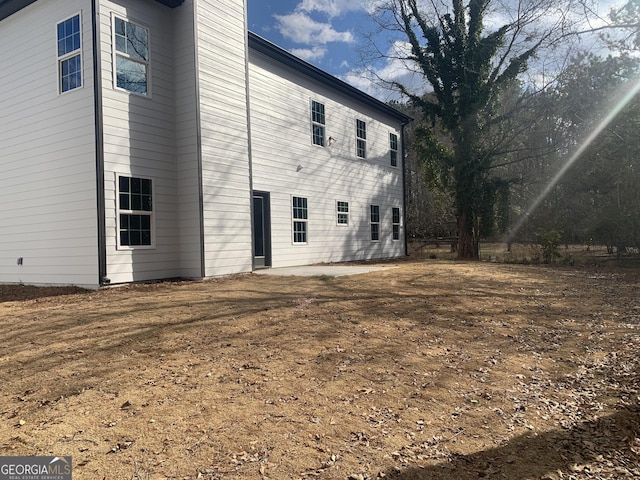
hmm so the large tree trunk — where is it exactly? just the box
[454,142,481,260]
[456,210,480,259]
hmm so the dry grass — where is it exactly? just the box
[0,260,639,479]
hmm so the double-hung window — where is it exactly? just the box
[370,205,380,241]
[392,207,401,240]
[311,100,325,146]
[57,14,82,93]
[292,196,308,243]
[114,16,149,95]
[390,133,399,167]
[118,176,153,248]
[356,119,367,158]
[337,201,349,225]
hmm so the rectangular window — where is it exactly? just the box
[370,204,380,241]
[118,176,153,247]
[392,207,401,240]
[293,196,308,243]
[390,133,399,167]
[311,100,325,146]
[57,14,82,93]
[337,201,349,225]
[114,16,149,95]
[356,119,367,158]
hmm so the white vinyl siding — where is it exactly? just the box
[100,0,180,284]
[174,0,202,279]
[195,0,253,277]
[248,46,405,267]
[0,0,98,287]
[100,0,253,283]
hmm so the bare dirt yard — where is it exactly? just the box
[0,260,639,480]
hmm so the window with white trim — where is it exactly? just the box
[113,16,149,95]
[292,196,308,243]
[337,201,349,225]
[311,100,325,146]
[356,119,367,158]
[370,204,380,241]
[390,133,399,167]
[392,207,401,240]
[57,14,82,93]
[118,176,153,247]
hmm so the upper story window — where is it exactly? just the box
[57,14,82,93]
[337,201,349,225]
[114,16,149,95]
[390,133,399,167]
[118,175,154,248]
[311,100,325,146]
[356,119,367,158]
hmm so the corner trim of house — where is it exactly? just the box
[192,2,205,279]
[92,0,107,286]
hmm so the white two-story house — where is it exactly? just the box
[0,0,411,288]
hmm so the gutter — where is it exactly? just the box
[401,120,411,257]
[248,32,412,125]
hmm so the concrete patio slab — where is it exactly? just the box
[253,265,394,277]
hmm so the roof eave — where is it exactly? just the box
[0,0,184,21]
[248,32,412,124]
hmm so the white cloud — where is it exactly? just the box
[275,11,354,44]
[290,46,329,62]
[297,0,366,18]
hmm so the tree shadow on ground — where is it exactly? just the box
[382,405,640,479]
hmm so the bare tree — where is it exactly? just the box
[366,0,593,259]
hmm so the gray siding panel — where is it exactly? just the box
[195,0,252,277]
[248,49,405,267]
[100,0,181,284]
[0,0,99,287]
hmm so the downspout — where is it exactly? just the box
[401,120,410,257]
[242,0,256,271]
[92,0,108,285]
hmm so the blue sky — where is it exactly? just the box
[246,0,391,98]
[247,0,368,74]
[246,0,628,101]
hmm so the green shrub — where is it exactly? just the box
[538,230,563,264]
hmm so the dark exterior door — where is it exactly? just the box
[252,191,271,268]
